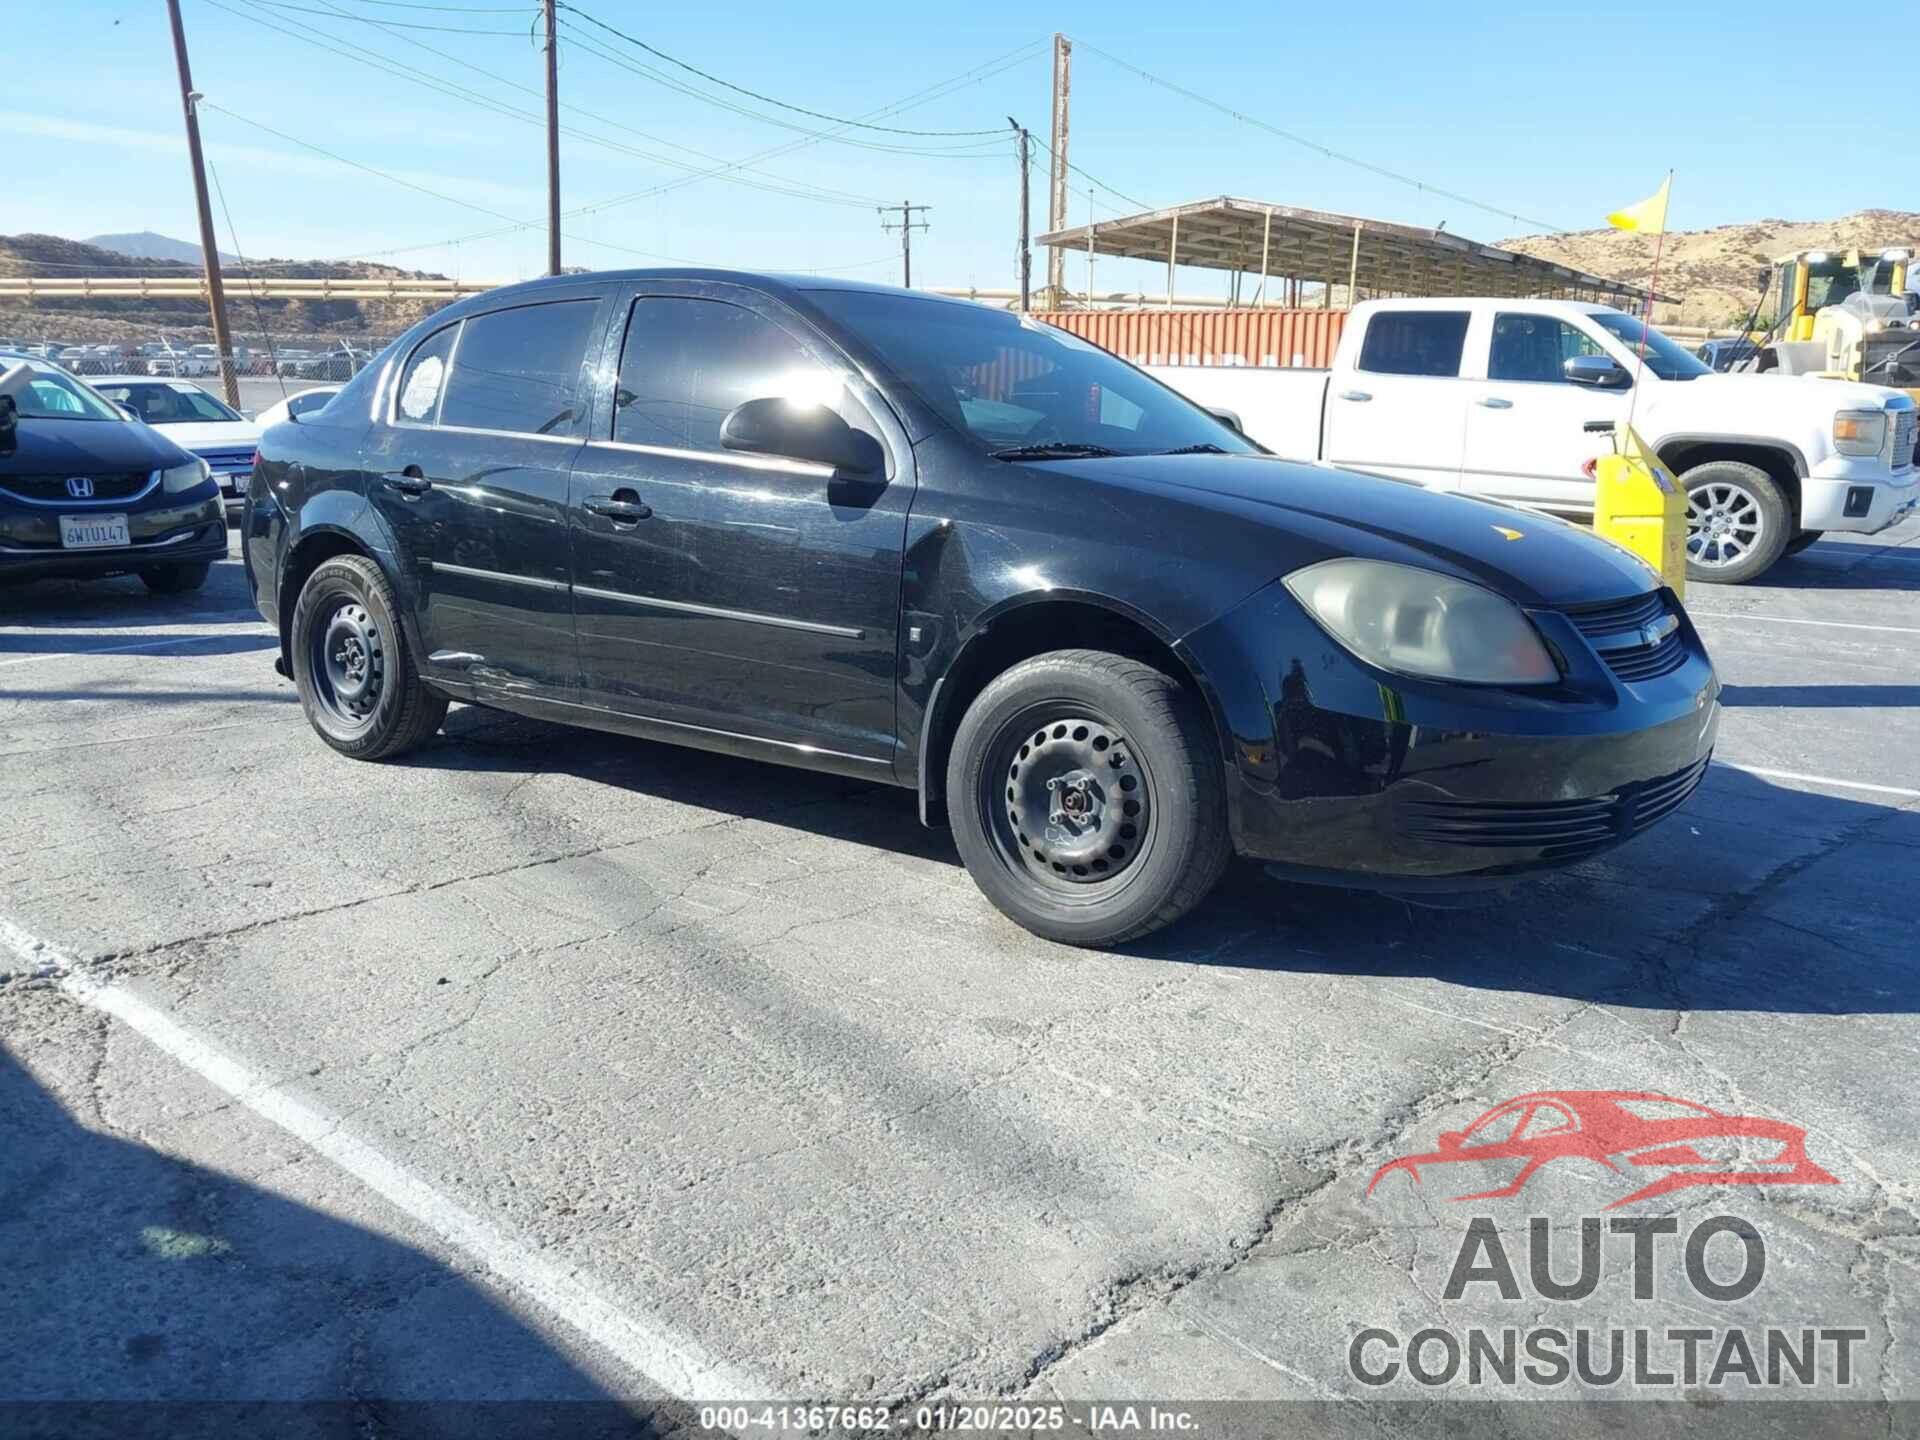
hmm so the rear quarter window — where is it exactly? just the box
[1357,311,1471,377]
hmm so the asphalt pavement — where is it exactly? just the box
[2,518,1917,1436]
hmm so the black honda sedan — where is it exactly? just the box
[245,273,1719,946]
[1,354,227,593]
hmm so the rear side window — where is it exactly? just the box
[439,299,598,436]
[612,296,844,454]
[1357,311,1470,377]
[394,323,457,426]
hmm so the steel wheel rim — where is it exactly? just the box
[982,703,1156,902]
[1685,480,1766,568]
[308,596,385,729]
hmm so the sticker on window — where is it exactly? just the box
[400,356,444,421]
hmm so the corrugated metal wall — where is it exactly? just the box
[1036,308,1348,368]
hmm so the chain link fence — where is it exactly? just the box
[5,335,397,382]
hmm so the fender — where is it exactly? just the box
[1654,432,1809,479]
[277,489,429,679]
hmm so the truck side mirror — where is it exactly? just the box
[1564,355,1631,389]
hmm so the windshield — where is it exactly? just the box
[96,381,244,425]
[2,358,125,421]
[806,290,1256,458]
[1588,312,1711,381]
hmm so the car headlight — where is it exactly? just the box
[161,458,211,495]
[1283,558,1560,685]
[1833,411,1887,457]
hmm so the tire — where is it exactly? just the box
[1682,460,1790,585]
[289,554,447,760]
[1783,529,1824,557]
[946,649,1231,947]
[139,562,211,594]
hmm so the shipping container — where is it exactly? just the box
[1036,308,1347,369]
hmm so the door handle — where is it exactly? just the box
[1337,389,1373,402]
[381,467,431,496]
[584,492,651,524]
[1475,396,1514,409]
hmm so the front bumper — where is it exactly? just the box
[0,492,228,581]
[1800,464,1917,533]
[1179,580,1721,886]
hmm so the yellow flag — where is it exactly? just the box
[1607,175,1671,235]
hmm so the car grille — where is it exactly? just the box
[194,447,255,475]
[1399,755,1712,861]
[1561,591,1688,683]
[1895,410,1916,470]
[0,470,154,504]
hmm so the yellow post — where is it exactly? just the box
[1593,423,1687,599]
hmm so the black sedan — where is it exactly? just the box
[245,273,1718,946]
[1,354,227,593]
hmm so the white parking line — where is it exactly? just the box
[0,632,262,668]
[1688,612,1920,636]
[1715,762,1920,802]
[0,916,770,1409]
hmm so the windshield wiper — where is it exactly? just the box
[1153,442,1229,455]
[988,441,1125,461]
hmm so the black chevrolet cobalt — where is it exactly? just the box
[1,354,227,592]
[244,273,1718,945]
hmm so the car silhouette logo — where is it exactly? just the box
[65,476,95,499]
[1366,1090,1838,1211]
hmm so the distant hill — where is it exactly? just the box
[1501,209,1920,328]
[85,230,239,267]
[0,232,458,344]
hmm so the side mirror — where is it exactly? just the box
[1564,355,1631,389]
[1204,406,1244,433]
[720,397,883,475]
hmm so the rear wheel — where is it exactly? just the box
[946,649,1230,947]
[139,562,210,594]
[290,554,446,760]
[1682,460,1790,585]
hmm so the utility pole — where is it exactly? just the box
[164,0,239,409]
[543,0,561,275]
[1009,119,1031,312]
[1046,33,1072,306]
[878,202,929,289]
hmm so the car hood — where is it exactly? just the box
[1047,452,1659,607]
[1,416,193,476]
[159,419,263,451]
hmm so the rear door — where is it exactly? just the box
[1321,308,1470,488]
[1460,310,1630,518]
[365,291,611,699]
[565,282,913,763]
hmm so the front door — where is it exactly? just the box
[1460,311,1631,519]
[365,292,610,698]
[567,284,913,763]
[1321,307,1471,488]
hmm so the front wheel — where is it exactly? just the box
[1682,460,1790,584]
[1783,529,1824,557]
[290,554,447,760]
[946,650,1230,947]
[139,562,210,594]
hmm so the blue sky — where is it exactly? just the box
[7,0,1907,297]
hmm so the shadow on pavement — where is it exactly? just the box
[1718,683,1920,708]
[0,1038,676,1437]
[0,633,277,664]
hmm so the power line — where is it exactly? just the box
[242,0,530,34]
[1071,37,1569,235]
[555,2,1008,137]
[333,0,529,11]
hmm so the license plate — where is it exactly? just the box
[59,513,131,549]
[225,474,250,496]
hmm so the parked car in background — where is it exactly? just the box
[246,271,1719,946]
[1695,337,1759,372]
[0,353,226,592]
[1152,297,1918,584]
[92,376,262,518]
[253,384,340,428]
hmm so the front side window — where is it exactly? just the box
[804,289,1253,456]
[1357,311,1470,377]
[612,296,855,455]
[1587,312,1710,381]
[97,382,242,424]
[1488,314,1607,383]
[394,323,458,426]
[439,299,598,436]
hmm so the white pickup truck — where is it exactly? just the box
[1152,297,1919,583]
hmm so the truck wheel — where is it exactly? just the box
[1682,461,1790,584]
[1783,529,1824,557]
[290,554,447,760]
[946,649,1230,947]
[139,562,210,594]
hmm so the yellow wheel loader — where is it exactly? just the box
[1754,247,1920,405]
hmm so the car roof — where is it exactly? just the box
[1358,296,1627,319]
[430,267,987,323]
[90,374,211,385]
